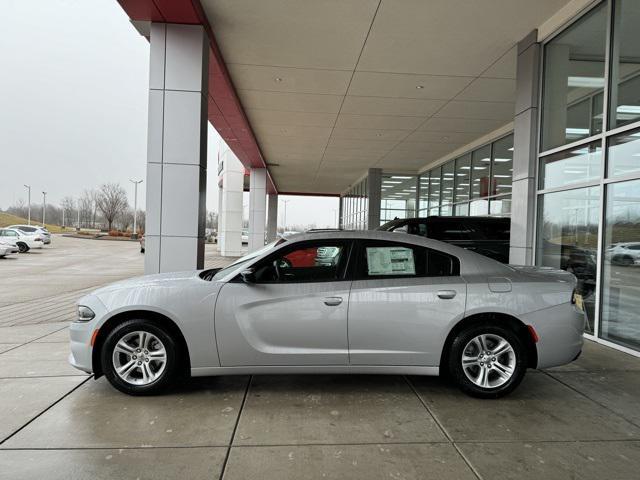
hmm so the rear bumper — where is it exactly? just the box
[522,302,585,369]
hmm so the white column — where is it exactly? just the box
[248,168,267,252]
[267,194,278,241]
[145,23,209,274]
[510,31,540,265]
[219,148,244,257]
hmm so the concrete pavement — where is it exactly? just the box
[1,236,640,479]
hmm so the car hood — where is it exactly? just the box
[90,270,200,296]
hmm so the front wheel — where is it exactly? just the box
[101,319,179,395]
[17,242,29,253]
[448,324,527,398]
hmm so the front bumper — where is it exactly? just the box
[68,295,107,374]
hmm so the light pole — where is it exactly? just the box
[24,185,31,225]
[280,199,290,231]
[77,204,81,231]
[130,179,143,239]
[42,191,47,226]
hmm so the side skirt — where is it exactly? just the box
[191,365,439,377]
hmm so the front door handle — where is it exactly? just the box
[324,296,343,306]
[437,290,457,300]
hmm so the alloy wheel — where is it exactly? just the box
[461,333,516,389]
[112,330,167,386]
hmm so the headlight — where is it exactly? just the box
[77,305,95,322]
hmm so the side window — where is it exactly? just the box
[253,242,348,283]
[358,241,460,279]
[407,222,427,236]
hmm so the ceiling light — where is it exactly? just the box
[391,176,413,179]
[416,85,424,89]
[508,147,514,151]
[274,77,283,82]
[494,158,511,162]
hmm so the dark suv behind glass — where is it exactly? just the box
[377,216,510,263]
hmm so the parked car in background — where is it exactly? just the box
[140,235,145,253]
[377,216,510,263]
[8,224,52,244]
[0,241,19,258]
[606,242,640,265]
[0,228,44,253]
[71,230,584,399]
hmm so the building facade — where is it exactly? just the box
[340,0,640,355]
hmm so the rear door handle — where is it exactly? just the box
[324,296,343,306]
[437,290,457,300]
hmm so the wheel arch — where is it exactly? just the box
[440,312,538,373]
[92,310,191,379]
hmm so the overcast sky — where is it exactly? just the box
[0,0,338,228]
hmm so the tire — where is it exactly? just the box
[17,242,29,253]
[448,323,527,399]
[101,319,179,395]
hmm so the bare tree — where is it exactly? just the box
[60,196,75,227]
[136,210,146,233]
[96,183,128,231]
[79,190,94,228]
[118,207,134,232]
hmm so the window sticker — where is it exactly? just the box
[366,247,416,276]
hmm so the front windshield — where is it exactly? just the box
[210,239,283,281]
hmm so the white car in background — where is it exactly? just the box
[606,242,640,265]
[8,224,51,244]
[0,228,44,253]
[0,241,19,258]
[241,230,249,244]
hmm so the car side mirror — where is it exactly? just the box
[240,268,256,284]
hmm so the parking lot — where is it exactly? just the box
[1,236,640,479]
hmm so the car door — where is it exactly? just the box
[348,239,466,366]
[0,229,17,245]
[215,239,353,366]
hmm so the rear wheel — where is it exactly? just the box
[101,319,179,395]
[16,242,29,253]
[448,324,527,398]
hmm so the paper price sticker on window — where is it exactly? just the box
[366,247,416,276]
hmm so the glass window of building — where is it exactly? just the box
[380,175,417,225]
[609,0,640,129]
[607,127,640,177]
[441,161,455,207]
[601,178,640,349]
[541,3,607,151]
[536,187,600,333]
[471,144,491,199]
[540,142,602,189]
[418,173,430,214]
[491,135,513,196]
[429,167,441,213]
[454,154,471,204]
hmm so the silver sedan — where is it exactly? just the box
[69,231,585,398]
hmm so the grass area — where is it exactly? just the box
[0,212,66,233]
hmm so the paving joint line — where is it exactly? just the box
[403,375,484,480]
[541,369,640,430]
[218,375,252,480]
[0,376,91,446]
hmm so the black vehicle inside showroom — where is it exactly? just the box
[377,216,511,264]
